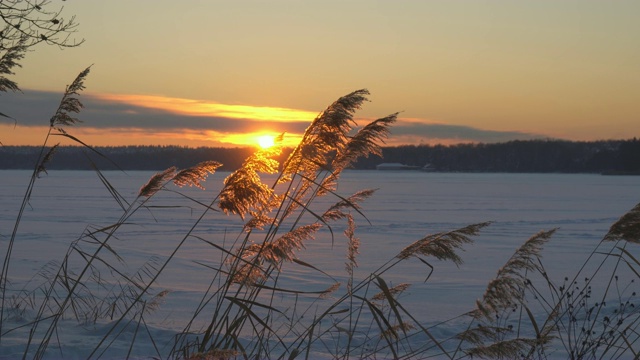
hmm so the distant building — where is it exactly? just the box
[421,163,436,172]
[375,163,421,170]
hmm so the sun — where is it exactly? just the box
[257,134,275,149]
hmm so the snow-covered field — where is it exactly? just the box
[1,170,638,358]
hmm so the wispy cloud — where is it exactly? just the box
[1,90,549,147]
[2,90,312,132]
[386,118,544,144]
[92,93,319,122]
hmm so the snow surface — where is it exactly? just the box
[0,170,638,358]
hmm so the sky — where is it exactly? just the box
[2,1,639,148]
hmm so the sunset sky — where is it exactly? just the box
[2,1,639,148]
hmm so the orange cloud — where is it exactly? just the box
[221,132,301,148]
[91,93,318,123]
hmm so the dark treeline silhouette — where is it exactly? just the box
[1,138,639,173]
[364,138,639,174]
[0,146,266,172]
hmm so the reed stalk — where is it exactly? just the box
[2,68,640,359]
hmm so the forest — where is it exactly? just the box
[1,138,639,174]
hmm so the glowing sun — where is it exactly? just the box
[257,134,275,149]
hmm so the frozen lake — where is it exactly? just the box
[0,169,638,358]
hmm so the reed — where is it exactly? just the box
[1,67,640,359]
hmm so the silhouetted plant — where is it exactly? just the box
[2,66,640,360]
[0,0,82,126]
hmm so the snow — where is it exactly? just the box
[1,170,638,358]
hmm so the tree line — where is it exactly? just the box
[1,138,639,174]
[357,138,640,174]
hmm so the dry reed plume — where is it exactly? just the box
[3,64,640,359]
[605,202,640,243]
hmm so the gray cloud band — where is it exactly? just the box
[2,90,544,143]
[390,123,542,143]
[1,90,309,133]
